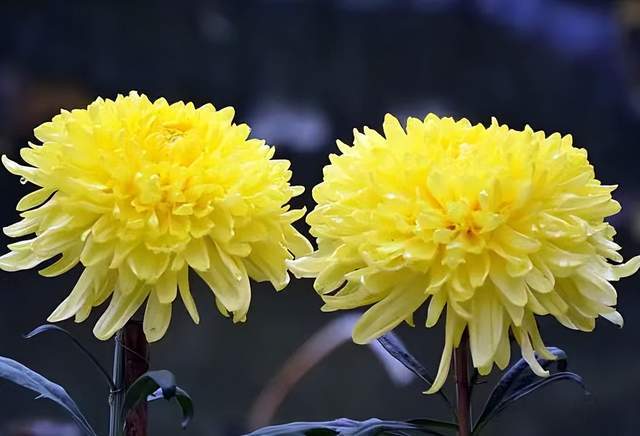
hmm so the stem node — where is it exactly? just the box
[108,321,149,436]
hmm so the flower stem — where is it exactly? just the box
[122,321,150,435]
[108,321,150,436]
[454,331,471,436]
[109,330,125,436]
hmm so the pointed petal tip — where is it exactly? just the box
[602,311,624,328]
[144,332,163,343]
[320,303,338,313]
[1,154,11,170]
[351,332,371,345]
[47,309,73,323]
[423,381,444,395]
[383,113,398,123]
[91,326,113,341]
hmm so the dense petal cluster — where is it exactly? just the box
[290,113,639,392]
[1,91,311,342]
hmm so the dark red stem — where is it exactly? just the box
[454,331,471,436]
[123,321,150,436]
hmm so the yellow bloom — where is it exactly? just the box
[1,91,311,342]
[290,113,640,392]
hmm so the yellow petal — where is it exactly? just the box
[80,235,113,266]
[2,155,41,184]
[286,254,326,278]
[178,267,199,324]
[352,282,427,344]
[109,240,138,268]
[612,255,640,279]
[127,246,169,283]
[321,282,381,311]
[214,242,243,280]
[467,252,490,288]
[245,242,289,290]
[143,292,172,342]
[489,258,527,306]
[469,288,503,368]
[425,291,447,328]
[48,268,95,322]
[16,187,55,212]
[495,289,525,326]
[75,299,93,323]
[524,313,556,360]
[382,114,405,141]
[314,261,359,295]
[39,244,82,277]
[117,262,139,295]
[184,238,210,271]
[93,286,149,340]
[572,273,616,306]
[155,269,178,304]
[493,225,541,253]
[32,229,78,258]
[601,310,623,327]
[514,327,549,377]
[0,249,46,272]
[525,266,554,293]
[93,269,117,307]
[215,296,230,317]
[425,307,464,394]
[494,323,511,370]
[284,226,313,257]
[197,245,251,321]
[3,216,40,237]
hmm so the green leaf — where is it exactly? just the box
[123,369,193,429]
[0,356,97,436]
[377,332,454,415]
[407,419,458,434]
[248,418,456,436]
[486,372,586,418]
[24,324,114,390]
[473,347,587,434]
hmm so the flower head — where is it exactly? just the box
[290,113,639,392]
[1,91,311,342]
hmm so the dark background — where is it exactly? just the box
[1,0,640,435]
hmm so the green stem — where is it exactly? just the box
[454,331,471,436]
[109,330,125,436]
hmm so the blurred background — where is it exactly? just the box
[1,0,640,435]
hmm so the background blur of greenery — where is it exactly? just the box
[1,1,640,435]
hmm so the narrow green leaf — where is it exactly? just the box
[247,418,455,436]
[24,324,114,390]
[377,332,454,416]
[0,356,97,436]
[474,347,587,434]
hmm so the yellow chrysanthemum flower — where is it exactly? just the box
[289,113,640,393]
[1,91,311,342]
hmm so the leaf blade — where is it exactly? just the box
[377,332,455,416]
[377,333,435,385]
[24,324,114,390]
[123,369,193,429]
[247,418,456,436]
[475,347,565,427]
[0,356,97,436]
[474,347,587,434]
